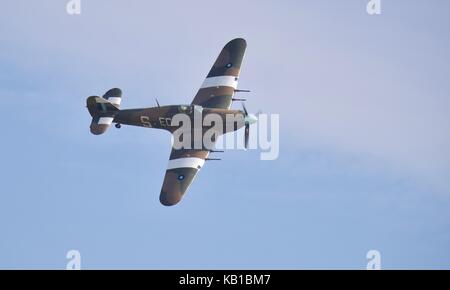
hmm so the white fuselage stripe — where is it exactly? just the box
[167,157,205,170]
[200,76,238,90]
[108,97,121,106]
[98,117,114,125]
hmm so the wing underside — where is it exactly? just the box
[159,148,210,206]
[160,38,247,206]
[191,38,247,109]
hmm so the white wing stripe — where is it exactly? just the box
[108,97,121,106]
[200,76,238,90]
[167,157,205,170]
[98,117,114,125]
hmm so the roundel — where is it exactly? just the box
[178,175,185,181]
[225,63,232,68]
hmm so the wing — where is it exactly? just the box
[191,38,247,109]
[159,148,210,206]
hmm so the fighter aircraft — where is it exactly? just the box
[86,38,257,206]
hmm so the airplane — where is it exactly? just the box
[86,38,257,206]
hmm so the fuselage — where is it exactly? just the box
[113,104,246,134]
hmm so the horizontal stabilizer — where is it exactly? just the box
[86,95,119,135]
[103,88,122,108]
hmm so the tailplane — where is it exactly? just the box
[86,88,122,135]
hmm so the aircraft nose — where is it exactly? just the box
[245,114,258,125]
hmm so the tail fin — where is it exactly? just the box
[86,95,120,135]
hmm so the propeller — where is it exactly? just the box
[245,123,250,149]
[242,103,258,149]
[242,103,248,116]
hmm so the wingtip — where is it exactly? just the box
[159,191,182,206]
[227,38,247,47]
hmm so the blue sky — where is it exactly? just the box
[1,0,450,269]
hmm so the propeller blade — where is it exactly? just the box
[245,124,250,149]
[242,103,248,116]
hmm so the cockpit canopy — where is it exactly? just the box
[178,105,193,114]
